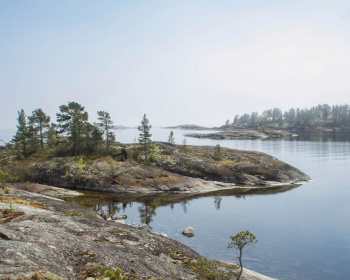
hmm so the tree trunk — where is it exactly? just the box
[237,249,243,280]
[106,130,109,155]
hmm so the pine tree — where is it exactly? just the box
[12,109,29,155]
[56,101,88,156]
[138,114,152,162]
[96,111,114,155]
[47,123,59,147]
[28,108,51,149]
[168,131,175,145]
[182,138,187,153]
[27,124,39,152]
[228,230,258,280]
[213,144,223,161]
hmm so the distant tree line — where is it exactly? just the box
[225,104,350,130]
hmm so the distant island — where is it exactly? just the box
[178,103,350,140]
[165,124,211,130]
[219,103,349,132]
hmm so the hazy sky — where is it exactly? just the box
[1,0,350,139]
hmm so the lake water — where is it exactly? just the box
[65,128,350,280]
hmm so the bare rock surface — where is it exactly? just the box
[15,143,310,194]
[0,186,274,280]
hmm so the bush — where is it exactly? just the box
[191,258,231,280]
[212,144,223,161]
[149,142,160,163]
[103,267,128,280]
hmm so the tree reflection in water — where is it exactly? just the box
[63,184,299,227]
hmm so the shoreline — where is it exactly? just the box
[1,184,275,280]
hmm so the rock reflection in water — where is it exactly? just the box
[63,184,300,226]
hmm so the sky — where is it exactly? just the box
[1,0,350,141]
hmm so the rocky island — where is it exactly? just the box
[184,130,296,140]
[3,142,310,194]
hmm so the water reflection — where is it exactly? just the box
[64,184,300,226]
[58,130,350,279]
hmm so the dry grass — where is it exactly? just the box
[0,195,47,209]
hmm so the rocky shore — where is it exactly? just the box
[8,142,310,194]
[0,184,276,280]
[185,130,296,140]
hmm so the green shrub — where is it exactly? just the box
[191,258,231,280]
[149,142,160,163]
[212,144,223,161]
[65,209,81,216]
[103,267,128,280]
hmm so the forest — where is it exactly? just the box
[6,101,125,159]
[225,103,350,131]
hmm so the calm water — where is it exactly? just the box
[65,128,350,280]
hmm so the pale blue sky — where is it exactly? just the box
[1,0,350,141]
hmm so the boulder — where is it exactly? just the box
[182,227,194,237]
[112,214,127,220]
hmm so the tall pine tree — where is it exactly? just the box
[28,108,51,149]
[138,114,152,162]
[13,109,29,156]
[56,101,88,156]
[96,111,114,155]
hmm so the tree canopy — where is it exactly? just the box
[97,111,114,155]
[227,103,350,130]
[138,114,152,162]
[56,101,89,156]
[228,230,258,280]
[28,108,51,149]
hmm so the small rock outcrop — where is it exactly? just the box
[182,227,195,237]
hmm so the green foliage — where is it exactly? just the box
[182,138,188,153]
[258,125,267,133]
[227,230,257,251]
[148,142,160,162]
[138,114,152,162]
[56,101,89,156]
[47,123,59,148]
[103,267,128,280]
[0,169,8,188]
[53,142,73,157]
[186,162,193,170]
[77,157,86,171]
[12,109,30,156]
[96,111,114,155]
[3,160,34,183]
[65,209,97,219]
[227,230,258,280]
[227,103,350,129]
[64,157,92,184]
[168,131,175,145]
[212,144,223,161]
[191,258,231,280]
[28,108,51,149]
[65,209,81,216]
